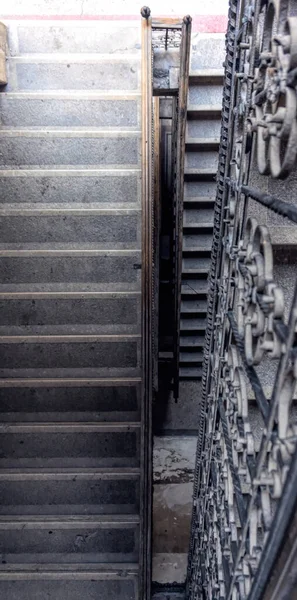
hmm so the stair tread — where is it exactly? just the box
[0,467,140,478]
[0,515,139,525]
[184,196,215,204]
[0,562,138,573]
[0,422,140,432]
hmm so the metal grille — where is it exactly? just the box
[187,1,297,598]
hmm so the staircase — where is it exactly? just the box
[179,59,224,381]
[0,18,142,599]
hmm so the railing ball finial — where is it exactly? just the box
[183,15,192,25]
[141,6,151,19]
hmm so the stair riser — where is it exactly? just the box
[0,479,139,515]
[6,61,140,92]
[8,22,141,55]
[0,526,139,561]
[0,385,139,417]
[0,97,139,128]
[0,431,140,468]
[0,579,137,600]
[0,137,139,167]
[0,175,140,205]
[0,255,141,286]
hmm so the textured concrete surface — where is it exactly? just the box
[153,553,188,584]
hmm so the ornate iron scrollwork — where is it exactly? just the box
[187,1,297,598]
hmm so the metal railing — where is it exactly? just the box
[187,0,297,598]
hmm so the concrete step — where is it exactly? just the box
[0,515,139,564]
[0,295,140,336]
[0,468,139,515]
[0,562,138,600]
[0,336,140,379]
[7,21,141,56]
[6,56,140,92]
[0,170,140,205]
[0,422,140,469]
[183,206,214,225]
[0,130,140,167]
[0,379,140,421]
[0,93,140,128]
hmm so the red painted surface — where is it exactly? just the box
[0,14,227,33]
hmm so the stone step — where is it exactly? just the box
[181,280,208,295]
[0,563,138,600]
[0,515,139,564]
[0,295,140,336]
[187,118,221,139]
[184,168,217,182]
[6,56,140,92]
[179,367,203,379]
[0,468,139,515]
[181,300,208,314]
[189,69,224,84]
[180,317,206,331]
[0,130,140,167]
[187,104,222,119]
[190,37,225,70]
[0,93,140,128]
[186,137,220,150]
[189,83,223,106]
[182,256,211,272]
[183,206,214,225]
[180,337,205,348]
[180,352,204,363]
[0,170,140,205]
[0,212,139,245]
[184,180,217,198]
[0,335,140,379]
[0,252,141,287]
[185,150,218,171]
[0,422,140,469]
[7,21,141,56]
[0,378,140,421]
[183,232,213,251]
[183,196,215,206]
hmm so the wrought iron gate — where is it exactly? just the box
[187,0,297,598]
